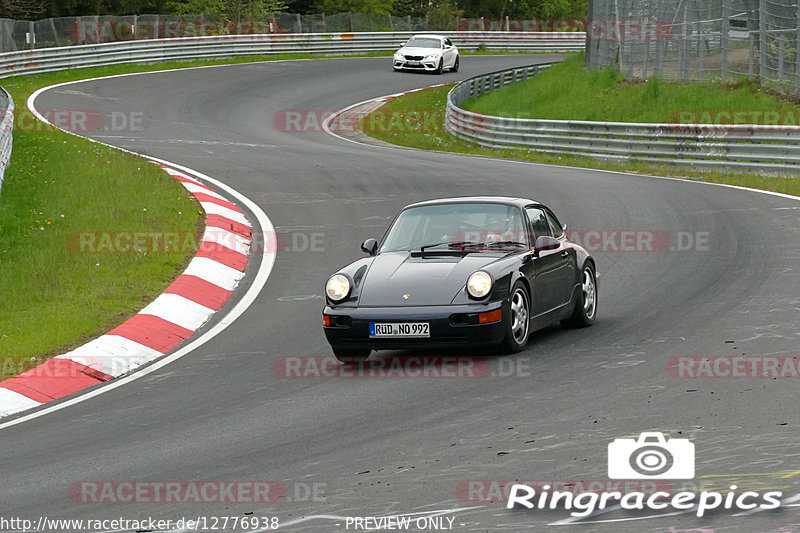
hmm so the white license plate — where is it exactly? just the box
[405,61,420,66]
[370,322,430,338]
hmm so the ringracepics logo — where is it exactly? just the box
[507,432,783,518]
[608,432,694,479]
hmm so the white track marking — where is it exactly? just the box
[182,256,245,290]
[202,227,251,254]
[58,335,164,377]
[138,293,216,332]
[0,389,42,417]
[182,181,226,199]
[199,201,250,225]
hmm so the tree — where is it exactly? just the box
[226,0,287,18]
[1,0,46,18]
[390,0,423,17]
[427,0,462,30]
[165,0,286,16]
[165,0,225,15]
[312,0,394,15]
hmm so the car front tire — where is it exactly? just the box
[500,281,531,353]
[435,58,444,74]
[563,263,597,328]
[451,55,459,72]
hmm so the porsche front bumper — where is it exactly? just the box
[323,302,506,351]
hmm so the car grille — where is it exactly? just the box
[404,55,424,61]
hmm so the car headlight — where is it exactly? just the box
[326,274,351,302]
[394,52,403,59]
[467,271,492,298]
[424,54,440,61]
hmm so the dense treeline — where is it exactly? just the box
[0,0,587,20]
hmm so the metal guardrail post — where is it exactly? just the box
[0,32,586,80]
[445,61,800,176]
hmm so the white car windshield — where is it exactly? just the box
[405,38,441,49]
[380,203,527,252]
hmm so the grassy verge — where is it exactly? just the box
[460,54,800,122]
[0,88,203,381]
[360,63,800,198]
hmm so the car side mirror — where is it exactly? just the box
[399,41,406,47]
[562,222,568,231]
[534,235,560,256]
[361,238,378,256]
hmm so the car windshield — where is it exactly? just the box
[380,203,527,253]
[405,38,441,49]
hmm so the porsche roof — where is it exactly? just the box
[403,196,540,210]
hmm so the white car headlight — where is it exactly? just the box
[424,54,440,61]
[467,271,492,298]
[326,274,351,302]
[394,51,403,58]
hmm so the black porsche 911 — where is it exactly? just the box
[322,197,598,362]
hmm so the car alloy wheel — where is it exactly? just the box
[563,263,597,328]
[581,267,596,320]
[501,281,530,353]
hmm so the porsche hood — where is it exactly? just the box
[356,252,499,306]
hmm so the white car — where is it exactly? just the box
[392,34,459,74]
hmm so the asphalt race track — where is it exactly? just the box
[3,55,800,532]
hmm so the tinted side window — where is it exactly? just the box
[526,208,552,239]
[544,208,564,238]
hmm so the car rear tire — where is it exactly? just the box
[332,348,371,364]
[563,263,597,328]
[451,55,459,72]
[435,58,444,74]
[500,281,531,353]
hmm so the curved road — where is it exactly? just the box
[3,56,800,532]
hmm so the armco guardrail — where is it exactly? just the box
[0,31,585,79]
[445,64,800,176]
[0,88,13,198]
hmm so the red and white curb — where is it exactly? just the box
[0,163,252,418]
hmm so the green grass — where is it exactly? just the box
[0,101,202,381]
[360,83,800,198]
[461,54,800,123]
